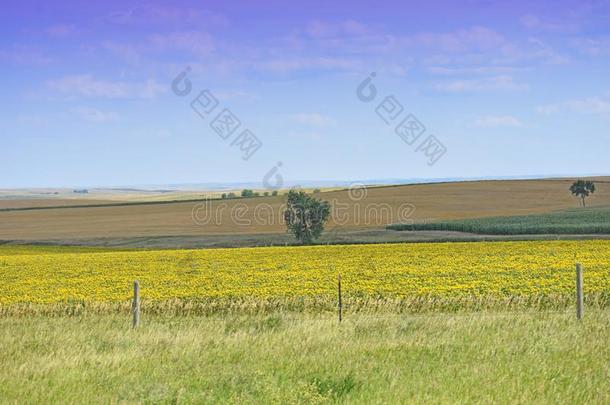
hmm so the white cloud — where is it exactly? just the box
[428,66,526,76]
[102,30,215,65]
[524,38,570,64]
[148,31,215,56]
[107,5,228,27]
[473,115,522,127]
[287,130,322,141]
[520,14,579,33]
[536,104,561,114]
[70,107,118,123]
[0,46,53,65]
[301,23,508,56]
[435,75,528,92]
[402,26,507,53]
[296,23,565,68]
[290,113,336,127]
[537,97,610,115]
[47,24,76,37]
[101,41,143,64]
[47,74,165,99]
[257,57,359,74]
[292,21,396,55]
[377,64,409,76]
[409,27,567,66]
[214,90,256,101]
[572,37,610,56]
[306,20,370,38]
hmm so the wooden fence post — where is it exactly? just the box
[338,274,342,323]
[132,280,140,328]
[576,264,583,320]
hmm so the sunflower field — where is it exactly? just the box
[1,241,609,314]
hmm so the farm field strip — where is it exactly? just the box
[389,206,610,235]
[1,241,609,312]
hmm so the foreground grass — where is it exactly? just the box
[1,311,608,403]
[388,206,610,235]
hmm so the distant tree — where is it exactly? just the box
[221,193,227,199]
[241,189,255,198]
[227,192,237,198]
[570,180,596,207]
[313,188,321,194]
[283,190,331,244]
[271,190,279,196]
[264,191,270,197]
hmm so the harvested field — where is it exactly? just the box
[1,178,609,241]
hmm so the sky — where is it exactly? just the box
[2,0,610,188]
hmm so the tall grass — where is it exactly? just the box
[1,311,608,403]
[388,207,610,235]
[2,293,609,317]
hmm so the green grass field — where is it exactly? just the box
[2,241,608,403]
[0,311,608,403]
[388,207,610,235]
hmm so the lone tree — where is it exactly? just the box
[570,180,596,207]
[284,190,331,244]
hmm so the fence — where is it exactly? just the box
[130,263,589,328]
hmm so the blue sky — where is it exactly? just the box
[2,0,610,188]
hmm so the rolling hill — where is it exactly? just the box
[1,177,609,244]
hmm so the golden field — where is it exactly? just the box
[1,241,608,312]
[1,178,610,241]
